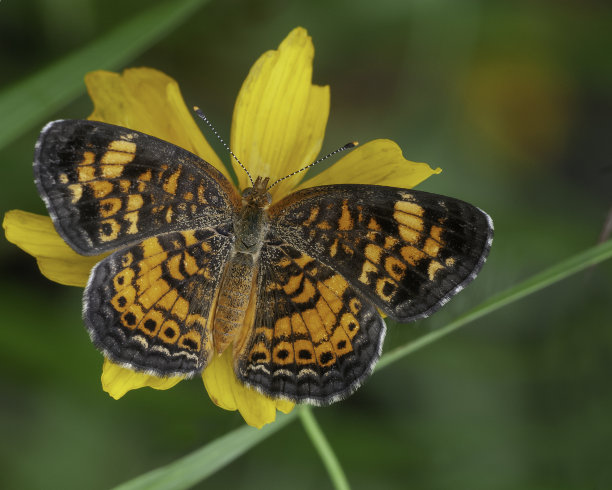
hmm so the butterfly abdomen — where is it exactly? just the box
[213,252,258,354]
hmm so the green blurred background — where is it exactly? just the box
[1,1,611,488]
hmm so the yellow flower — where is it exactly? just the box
[3,27,440,428]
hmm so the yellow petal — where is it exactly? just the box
[295,139,442,191]
[3,210,103,287]
[85,68,231,181]
[231,27,330,199]
[202,348,238,411]
[101,359,183,399]
[202,348,295,428]
[275,398,295,414]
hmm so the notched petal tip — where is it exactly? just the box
[101,359,183,399]
[202,348,294,428]
[275,399,296,415]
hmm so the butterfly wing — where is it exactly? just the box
[86,228,234,376]
[234,184,492,404]
[269,184,493,321]
[234,240,385,405]
[34,120,241,376]
[34,120,239,255]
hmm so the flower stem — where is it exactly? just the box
[376,239,612,371]
[299,406,351,490]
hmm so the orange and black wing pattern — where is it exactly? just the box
[235,240,385,405]
[34,120,239,255]
[270,184,493,322]
[84,225,234,376]
[33,119,493,402]
[233,184,492,404]
[34,120,240,376]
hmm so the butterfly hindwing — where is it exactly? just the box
[85,227,234,377]
[234,240,385,405]
[270,184,493,322]
[34,120,239,255]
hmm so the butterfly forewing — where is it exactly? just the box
[270,184,493,322]
[34,120,239,255]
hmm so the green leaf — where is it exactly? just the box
[0,0,209,151]
[113,410,299,490]
[376,239,612,371]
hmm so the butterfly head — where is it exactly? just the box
[241,176,272,209]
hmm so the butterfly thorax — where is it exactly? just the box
[212,176,271,354]
[233,176,272,253]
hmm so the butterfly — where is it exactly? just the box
[34,119,493,405]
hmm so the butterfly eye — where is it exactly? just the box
[242,188,253,199]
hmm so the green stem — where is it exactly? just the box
[376,239,612,371]
[299,406,351,490]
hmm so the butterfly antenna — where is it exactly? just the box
[193,106,254,186]
[267,141,359,190]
